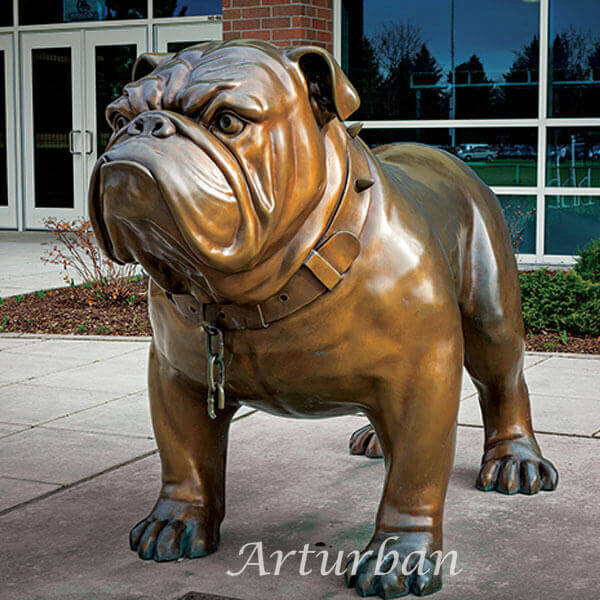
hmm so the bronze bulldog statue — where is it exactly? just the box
[89,40,558,597]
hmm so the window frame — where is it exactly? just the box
[333,0,600,264]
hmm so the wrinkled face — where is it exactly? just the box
[89,41,357,298]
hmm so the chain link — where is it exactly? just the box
[204,324,226,419]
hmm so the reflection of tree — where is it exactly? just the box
[350,37,383,120]
[154,1,189,18]
[550,29,600,117]
[373,21,422,119]
[366,21,446,120]
[411,44,444,119]
[105,0,146,19]
[452,55,493,119]
[501,36,538,118]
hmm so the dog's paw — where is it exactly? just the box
[349,424,383,458]
[345,533,442,598]
[476,438,558,495]
[130,498,220,562]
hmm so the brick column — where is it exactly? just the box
[222,0,334,54]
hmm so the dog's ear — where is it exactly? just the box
[132,52,175,81]
[286,46,360,125]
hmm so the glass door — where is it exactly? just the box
[22,28,147,229]
[0,34,16,229]
[155,21,221,53]
[22,32,84,229]
[84,28,148,186]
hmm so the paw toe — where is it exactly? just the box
[496,458,520,495]
[129,519,149,551]
[475,460,500,491]
[137,520,166,560]
[520,460,541,495]
[154,521,186,562]
[540,459,559,491]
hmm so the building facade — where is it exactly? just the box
[1,0,599,265]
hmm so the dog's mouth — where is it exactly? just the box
[89,155,220,298]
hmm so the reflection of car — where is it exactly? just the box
[549,142,587,160]
[589,145,600,160]
[498,144,536,159]
[456,144,497,161]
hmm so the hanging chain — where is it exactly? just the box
[204,324,226,419]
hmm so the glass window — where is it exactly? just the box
[497,195,536,255]
[360,127,538,187]
[0,3,13,26]
[545,196,600,255]
[167,41,203,53]
[32,48,74,209]
[154,1,222,18]
[341,0,539,121]
[19,0,147,25]
[546,128,600,187]
[549,0,600,118]
[95,45,138,156]
[0,52,7,207]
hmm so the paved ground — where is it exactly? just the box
[1,334,599,599]
[0,232,69,297]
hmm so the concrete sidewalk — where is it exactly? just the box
[0,232,68,297]
[1,334,599,599]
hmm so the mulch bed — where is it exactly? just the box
[0,278,152,337]
[1,279,599,354]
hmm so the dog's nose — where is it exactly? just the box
[127,113,176,139]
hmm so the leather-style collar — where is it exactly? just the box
[167,140,374,331]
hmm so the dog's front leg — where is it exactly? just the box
[130,342,237,562]
[346,351,462,597]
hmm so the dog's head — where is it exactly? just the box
[89,40,359,299]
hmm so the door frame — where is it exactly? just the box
[154,21,222,53]
[84,27,148,189]
[0,33,17,228]
[21,30,85,229]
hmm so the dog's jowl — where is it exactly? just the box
[89,40,558,598]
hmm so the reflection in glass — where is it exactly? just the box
[167,41,203,53]
[341,0,539,121]
[19,0,146,25]
[32,48,74,209]
[95,45,138,156]
[154,0,222,17]
[497,196,536,255]
[0,2,13,26]
[546,128,600,188]
[545,196,600,255]
[0,52,7,207]
[549,0,600,117]
[360,128,537,187]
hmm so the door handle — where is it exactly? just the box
[69,130,82,155]
[85,130,94,155]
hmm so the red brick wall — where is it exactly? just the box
[222,0,334,54]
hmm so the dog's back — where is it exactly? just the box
[371,142,518,314]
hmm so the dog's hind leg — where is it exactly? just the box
[460,197,558,494]
[129,342,238,561]
[463,310,558,494]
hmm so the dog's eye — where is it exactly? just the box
[214,112,244,136]
[113,115,130,131]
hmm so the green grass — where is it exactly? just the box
[468,160,537,187]
[546,162,600,187]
